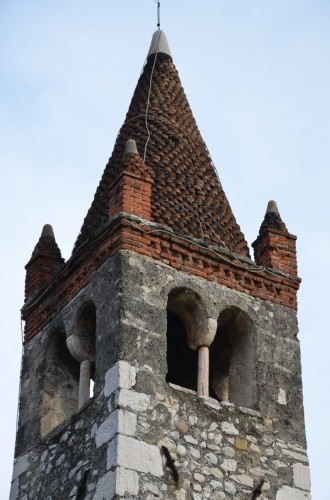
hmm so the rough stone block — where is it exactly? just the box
[94,470,115,500]
[116,466,139,496]
[117,388,150,412]
[235,438,248,450]
[12,454,30,481]
[9,479,19,500]
[229,474,253,487]
[95,410,137,448]
[276,485,311,500]
[277,388,287,405]
[281,448,308,462]
[104,361,136,397]
[221,422,239,435]
[293,463,311,491]
[108,435,163,477]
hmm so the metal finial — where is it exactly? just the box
[155,0,160,29]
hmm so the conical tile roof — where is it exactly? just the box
[74,31,249,257]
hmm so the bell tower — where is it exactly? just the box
[10,30,311,500]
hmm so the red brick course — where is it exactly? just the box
[22,218,300,343]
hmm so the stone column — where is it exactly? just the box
[66,334,95,410]
[197,346,209,397]
[79,359,92,408]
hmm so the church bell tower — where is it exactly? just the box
[10,29,311,500]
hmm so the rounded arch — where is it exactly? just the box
[166,288,208,392]
[67,300,97,407]
[74,301,96,358]
[210,306,257,408]
[41,328,80,437]
[167,287,209,349]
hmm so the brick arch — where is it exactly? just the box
[210,306,257,408]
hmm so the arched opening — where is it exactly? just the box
[41,328,80,437]
[210,307,256,408]
[75,302,96,404]
[166,288,207,392]
[166,311,198,390]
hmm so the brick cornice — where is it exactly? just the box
[22,215,300,342]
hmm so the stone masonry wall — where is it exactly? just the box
[10,360,311,499]
[11,250,311,498]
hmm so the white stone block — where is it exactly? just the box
[116,466,139,496]
[108,435,163,477]
[94,470,115,500]
[94,467,139,499]
[276,485,311,500]
[221,422,239,435]
[104,361,136,397]
[229,474,253,487]
[278,388,287,405]
[12,454,30,481]
[221,459,237,472]
[118,388,150,412]
[293,463,311,491]
[9,479,19,500]
[95,410,137,448]
[282,448,308,462]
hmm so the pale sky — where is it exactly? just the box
[1,1,329,498]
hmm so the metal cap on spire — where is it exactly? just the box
[266,200,279,215]
[124,139,139,155]
[148,30,171,58]
[41,224,55,239]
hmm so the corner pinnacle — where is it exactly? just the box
[266,200,279,215]
[41,224,55,239]
[124,139,139,156]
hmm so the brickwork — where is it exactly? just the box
[253,201,298,277]
[74,50,249,256]
[11,29,309,500]
[11,252,310,499]
[22,216,300,343]
[253,229,298,277]
[24,224,64,301]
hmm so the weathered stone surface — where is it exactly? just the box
[95,410,137,448]
[94,470,115,500]
[221,459,237,472]
[276,485,311,500]
[278,388,287,405]
[293,463,311,491]
[229,474,254,487]
[117,388,150,412]
[104,361,136,397]
[116,466,139,496]
[12,454,30,481]
[221,422,239,435]
[10,251,310,499]
[108,435,163,477]
[175,420,189,434]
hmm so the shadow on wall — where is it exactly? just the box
[166,288,257,408]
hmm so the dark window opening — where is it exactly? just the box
[166,311,198,391]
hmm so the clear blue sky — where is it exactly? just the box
[1,1,329,498]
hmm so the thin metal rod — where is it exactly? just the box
[156,0,160,28]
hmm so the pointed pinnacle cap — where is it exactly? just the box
[266,200,279,215]
[41,224,55,239]
[124,139,139,156]
[148,30,171,58]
